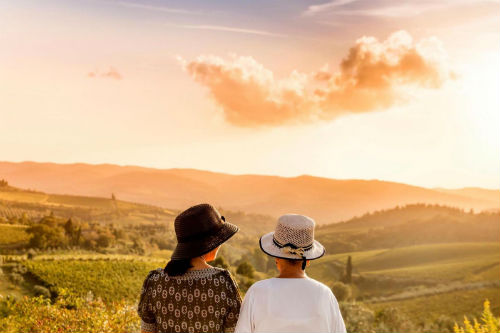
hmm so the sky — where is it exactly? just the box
[0,0,499,189]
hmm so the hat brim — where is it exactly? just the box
[259,232,325,260]
[171,222,238,260]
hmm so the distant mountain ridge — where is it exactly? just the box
[0,161,498,223]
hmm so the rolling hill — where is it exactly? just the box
[316,204,500,253]
[0,161,498,223]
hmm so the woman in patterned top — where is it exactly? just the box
[138,204,241,333]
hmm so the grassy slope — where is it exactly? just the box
[368,287,500,322]
[311,243,500,323]
[0,186,170,212]
[310,243,499,282]
[0,186,177,229]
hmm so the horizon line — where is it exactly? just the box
[1,159,498,191]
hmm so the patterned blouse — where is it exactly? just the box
[138,267,242,333]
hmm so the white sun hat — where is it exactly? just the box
[259,214,325,265]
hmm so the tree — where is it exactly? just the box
[111,193,116,200]
[27,224,67,249]
[237,261,255,279]
[345,256,353,284]
[0,179,8,187]
[64,219,76,243]
[132,237,145,255]
[211,257,229,270]
[75,227,82,246]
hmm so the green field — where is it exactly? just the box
[311,242,500,282]
[0,224,30,245]
[24,259,164,301]
[368,287,500,323]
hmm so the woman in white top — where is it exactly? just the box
[235,214,346,333]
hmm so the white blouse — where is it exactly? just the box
[235,277,347,333]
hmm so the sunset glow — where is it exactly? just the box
[1,0,499,189]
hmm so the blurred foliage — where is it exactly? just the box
[236,261,255,279]
[211,256,229,270]
[331,281,352,302]
[454,300,500,333]
[0,290,139,333]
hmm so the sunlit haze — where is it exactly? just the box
[1,0,499,189]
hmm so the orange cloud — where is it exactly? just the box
[183,31,454,127]
[88,67,122,80]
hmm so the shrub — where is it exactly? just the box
[27,249,36,260]
[33,285,51,299]
[96,234,112,248]
[339,302,375,333]
[454,300,499,333]
[12,264,27,274]
[430,315,455,333]
[374,306,415,332]
[331,281,352,302]
[9,273,24,285]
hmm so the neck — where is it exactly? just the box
[189,257,211,270]
[278,268,307,279]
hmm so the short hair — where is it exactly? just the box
[283,259,302,266]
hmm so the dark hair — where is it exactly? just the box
[165,259,192,276]
[284,258,307,270]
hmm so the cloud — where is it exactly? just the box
[303,0,359,16]
[182,30,453,127]
[303,0,494,17]
[88,67,122,80]
[174,24,285,37]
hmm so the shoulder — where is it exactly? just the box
[143,268,163,285]
[245,278,273,294]
[207,268,237,287]
[216,268,237,282]
[217,269,238,288]
[139,268,163,299]
[306,277,332,291]
[305,278,336,298]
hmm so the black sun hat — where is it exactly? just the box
[171,204,238,260]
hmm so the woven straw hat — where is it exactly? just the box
[171,204,238,260]
[259,214,325,261]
